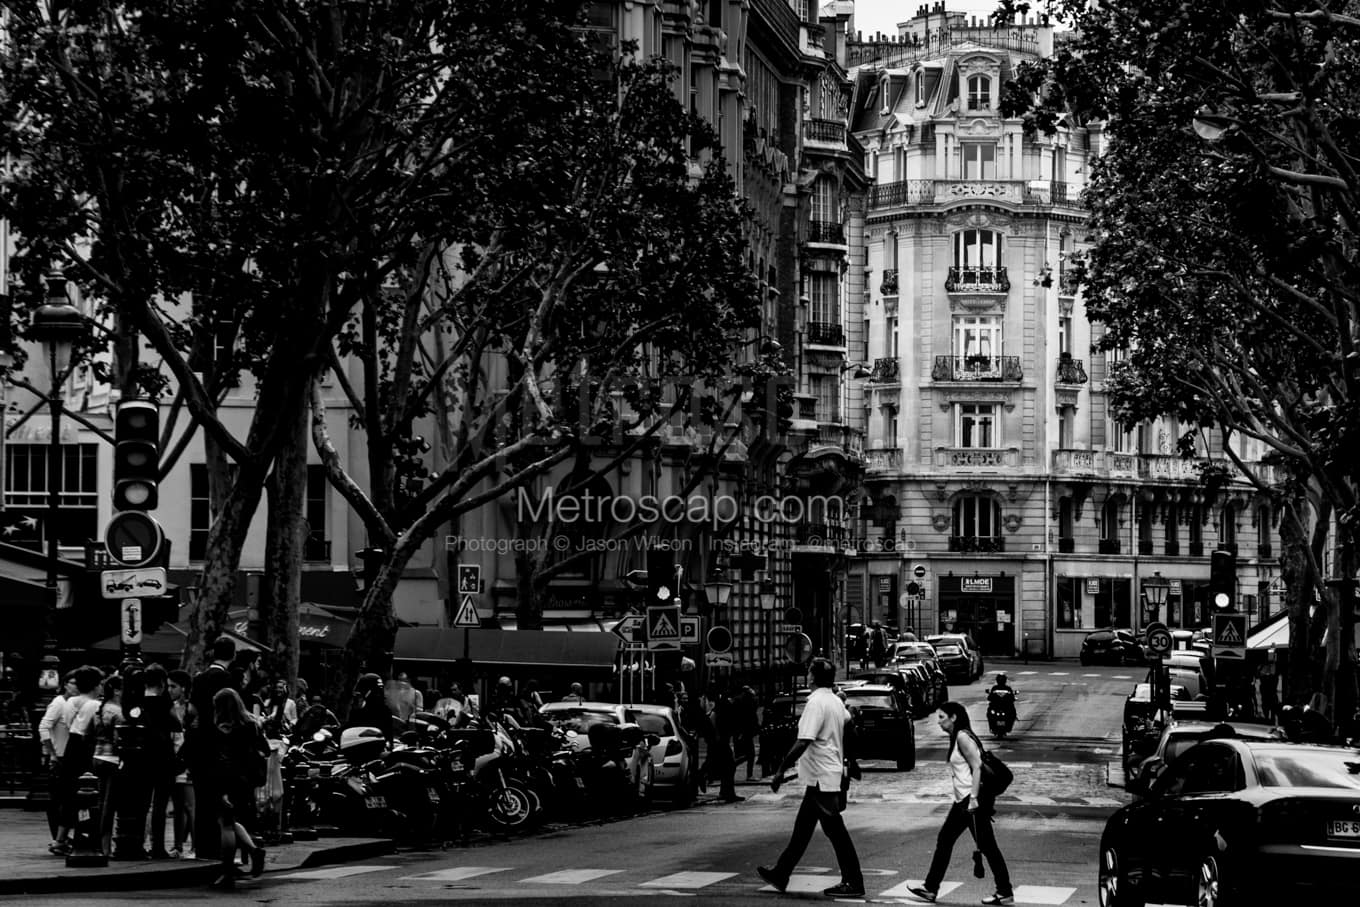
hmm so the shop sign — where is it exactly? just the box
[1169,579,1183,593]
[1084,578,1101,595]
[961,577,992,593]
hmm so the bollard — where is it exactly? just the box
[285,757,317,841]
[66,772,108,868]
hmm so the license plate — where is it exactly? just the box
[574,776,585,789]
[426,788,440,803]
[365,795,387,810]
[78,809,91,822]
[1326,819,1360,838]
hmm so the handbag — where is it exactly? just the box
[968,731,1013,797]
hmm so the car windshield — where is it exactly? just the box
[1253,749,1360,789]
[935,645,963,656]
[628,711,674,736]
[846,694,895,710]
[542,708,619,734]
[1164,736,1203,764]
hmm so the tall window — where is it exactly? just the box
[884,231,899,270]
[1218,504,1237,548]
[1164,504,1180,551]
[1257,506,1272,553]
[953,495,1000,538]
[809,375,837,423]
[1058,406,1074,448]
[190,463,239,561]
[966,74,991,110]
[889,316,900,357]
[884,405,899,446]
[953,315,1002,358]
[1188,507,1203,549]
[305,465,329,561]
[1058,498,1074,539]
[961,143,996,179]
[1101,497,1123,543]
[811,179,837,223]
[4,444,98,548]
[1109,420,1134,453]
[956,404,997,448]
[1058,316,1072,356]
[810,272,839,326]
[953,229,1003,269]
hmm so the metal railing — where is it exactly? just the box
[931,355,1023,382]
[870,357,900,382]
[865,448,902,472]
[807,221,845,244]
[1055,356,1088,384]
[934,447,1020,468]
[945,265,1010,293]
[880,269,899,294]
[948,536,1005,553]
[807,322,845,346]
[804,118,847,144]
[869,180,936,206]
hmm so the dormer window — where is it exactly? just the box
[967,74,991,111]
[915,70,924,106]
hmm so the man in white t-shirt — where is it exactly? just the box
[756,658,864,898]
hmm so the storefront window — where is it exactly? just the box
[1056,576,1132,629]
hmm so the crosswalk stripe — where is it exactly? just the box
[1016,671,1039,675]
[275,866,390,880]
[639,871,737,889]
[1012,884,1078,904]
[399,867,510,881]
[1081,673,1101,677]
[520,869,626,885]
[1113,675,1132,679]
[762,874,839,894]
[877,879,962,898]
[1049,672,1070,676]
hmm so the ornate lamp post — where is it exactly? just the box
[1143,571,1170,625]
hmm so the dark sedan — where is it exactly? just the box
[850,668,930,719]
[841,684,916,771]
[1098,739,1360,906]
[1080,628,1146,666]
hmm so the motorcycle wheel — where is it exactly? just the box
[483,781,539,833]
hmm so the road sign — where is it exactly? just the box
[104,511,165,568]
[678,616,700,645]
[452,594,482,628]
[457,564,480,595]
[705,652,734,667]
[646,605,681,650]
[121,598,143,645]
[101,567,167,600]
[1213,613,1247,659]
[611,614,644,644]
[784,632,813,664]
[706,626,733,654]
[1146,627,1173,657]
[913,564,927,579]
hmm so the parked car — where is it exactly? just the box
[624,703,697,807]
[888,640,937,663]
[1122,682,1192,771]
[1098,739,1360,905]
[887,658,948,714]
[537,701,654,803]
[757,689,810,778]
[840,684,916,771]
[850,668,932,720]
[1126,720,1287,795]
[927,633,984,682]
[1080,628,1146,666]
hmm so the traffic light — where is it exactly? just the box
[1210,549,1237,611]
[112,399,159,511]
[647,547,675,605]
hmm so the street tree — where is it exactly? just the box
[0,0,601,681]
[996,0,1359,717]
[311,55,765,708]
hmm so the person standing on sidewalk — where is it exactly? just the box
[163,669,195,858]
[189,637,238,861]
[38,671,75,847]
[205,688,268,889]
[757,658,864,899]
[908,701,1015,906]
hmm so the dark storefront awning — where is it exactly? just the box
[395,628,619,672]
[223,603,353,648]
[90,622,262,657]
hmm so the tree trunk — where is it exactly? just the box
[330,542,414,719]
[259,402,308,689]
[182,453,269,673]
[1280,501,1314,707]
[515,543,548,631]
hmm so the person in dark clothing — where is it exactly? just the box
[118,663,180,860]
[205,688,267,889]
[188,638,237,861]
[869,621,889,668]
[709,688,744,803]
[346,674,393,741]
[733,685,759,781]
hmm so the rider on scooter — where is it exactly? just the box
[986,673,1018,732]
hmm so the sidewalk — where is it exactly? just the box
[0,807,394,895]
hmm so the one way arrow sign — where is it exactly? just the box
[611,615,643,645]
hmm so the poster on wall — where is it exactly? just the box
[1084,578,1101,595]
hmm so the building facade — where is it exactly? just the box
[846,3,1281,659]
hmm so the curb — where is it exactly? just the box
[0,837,396,895]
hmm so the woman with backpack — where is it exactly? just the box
[205,688,268,889]
[909,701,1014,906]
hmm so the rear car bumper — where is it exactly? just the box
[1236,844,1360,892]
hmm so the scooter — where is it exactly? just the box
[986,687,1017,738]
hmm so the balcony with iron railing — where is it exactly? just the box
[945,266,1010,293]
[1055,355,1088,385]
[865,178,1087,210]
[797,396,818,420]
[1050,449,1141,479]
[804,118,847,145]
[865,448,902,473]
[931,355,1023,383]
[870,179,936,207]
[933,447,1021,469]
[948,535,1005,553]
[870,357,900,382]
[880,269,898,294]
[1139,455,1202,482]
[807,321,845,346]
[807,221,846,245]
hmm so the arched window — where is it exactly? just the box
[952,495,1001,551]
[966,74,991,110]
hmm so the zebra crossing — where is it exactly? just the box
[271,861,1104,903]
[1013,671,1133,680]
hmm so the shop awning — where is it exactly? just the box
[222,603,353,648]
[394,628,619,671]
[1248,611,1290,650]
[90,622,262,657]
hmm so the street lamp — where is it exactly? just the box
[1143,571,1170,622]
[30,277,86,631]
[703,573,734,610]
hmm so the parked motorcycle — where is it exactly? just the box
[986,686,1017,738]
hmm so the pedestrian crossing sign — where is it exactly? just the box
[453,594,482,629]
[646,605,681,650]
[1213,612,1247,659]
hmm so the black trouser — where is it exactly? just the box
[46,758,63,839]
[148,768,179,854]
[923,798,1012,897]
[114,761,154,857]
[772,784,863,888]
[192,776,221,860]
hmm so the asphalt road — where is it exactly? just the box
[26,662,1164,907]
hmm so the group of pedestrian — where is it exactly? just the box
[757,658,1015,906]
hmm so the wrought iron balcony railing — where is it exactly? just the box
[807,322,845,346]
[1056,356,1088,384]
[945,265,1010,293]
[869,179,935,207]
[931,355,1023,382]
[948,536,1005,553]
[807,221,846,244]
[804,118,847,144]
[880,269,899,294]
[865,448,902,472]
[797,397,818,420]
[870,357,900,382]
